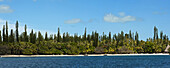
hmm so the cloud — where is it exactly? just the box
[64,19,81,24]
[0,0,3,2]
[0,5,13,13]
[119,12,125,16]
[104,13,136,23]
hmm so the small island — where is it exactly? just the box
[0,0,170,68]
[0,21,169,57]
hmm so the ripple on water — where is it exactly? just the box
[0,56,170,68]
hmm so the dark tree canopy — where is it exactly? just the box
[16,21,19,42]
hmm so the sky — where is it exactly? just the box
[0,0,170,40]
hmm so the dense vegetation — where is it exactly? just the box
[0,21,169,55]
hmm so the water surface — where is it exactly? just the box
[0,55,170,68]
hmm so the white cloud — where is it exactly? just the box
[104,13,136,23]
[0,0,3,2]
[0,5,13,13]
[64,19,81,24]
[119,12,125,16]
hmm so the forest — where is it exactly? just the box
[0,21,170,55]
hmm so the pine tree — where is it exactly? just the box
[24,24,28,42]
[109,32,111,43]
[87,34,91,43]
[38,31,43,43]
[9,29,14,43]
[113,34,117,41]
[30,29,34,43]
[91,31,94,41]
[102,32,106,41]
[66,32,69,42]
[33,32,37,44]
[20,33,24,42]
[63,32,65,42]
[129,30,132,39]
[45,32,48,41]
[120,31,124,41]
[135,31,139,46]
[93,31,99,47]
[16,21,19,42]
[154,26,158,40]
[78,35,81,42]
[83,28,87,41]
[3,25,5,42]
[74,33,78,43]
[160,31,163,43]
[57,27,61,42]
[49,34,53,40]
[6,21,8,42]
[54,34,57,42]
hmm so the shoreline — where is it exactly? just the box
[0,53,169,57]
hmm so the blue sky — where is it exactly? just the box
[0,0,170,40]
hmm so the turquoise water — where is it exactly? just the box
[0,56,170,68]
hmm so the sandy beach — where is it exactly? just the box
[0,53,169,57]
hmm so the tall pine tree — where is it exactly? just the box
[45,32,48,41]
[66,32,69,42]
[3,25,5,42]
[160,31,163,43]
[30,29,34,43]
[38,31,43,43]
[54,34,57,42]
[135,31,139,46]
[24,24,28,42]
[16,21,19,42]
[33,32,37,44]
[154,26,158,40]
[83,28,87,41]
[129,30,132,39]
[63,32,65,42]
[57,27,61,42]
[109,32,111,43]
[6,21,8,42]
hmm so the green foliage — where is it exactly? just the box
[0,21,169,55]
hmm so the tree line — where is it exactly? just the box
[0,21,169,55]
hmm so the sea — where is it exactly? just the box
[0,55,170,68]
